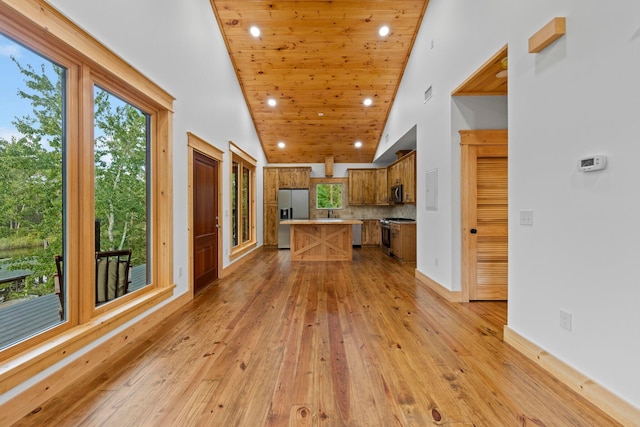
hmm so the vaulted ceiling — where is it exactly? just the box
[209,1,430,164]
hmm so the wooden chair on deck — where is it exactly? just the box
[95,249,132,305]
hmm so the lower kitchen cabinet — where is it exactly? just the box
[264,203,278,245]
[390,222,416,262]
[361,219,381,245]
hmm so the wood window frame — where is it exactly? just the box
[229,141,256,260]
[0,0,174,394]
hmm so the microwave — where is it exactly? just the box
[391,184,403,203]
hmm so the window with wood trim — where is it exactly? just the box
[0,0,173,369]
[316,183,343,209]
[93,85,151,307]
[229,142,256,257]
[0,33,66,349]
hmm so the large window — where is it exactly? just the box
[0,0,173,389]
[0,33,66,348]
[229,142,256,258]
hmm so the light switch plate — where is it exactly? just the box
[520,210,534,225]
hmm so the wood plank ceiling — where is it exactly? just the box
[452,45,508,97]
[209,1,430,164]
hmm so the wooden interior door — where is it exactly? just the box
[193,151,219,293]
[461,130,508,301]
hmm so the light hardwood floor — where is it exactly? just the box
[15,247,618,426]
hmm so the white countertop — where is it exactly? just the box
[280,219,363,225]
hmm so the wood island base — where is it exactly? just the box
[281,219,363,261]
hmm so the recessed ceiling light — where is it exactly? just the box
[250,26,261,37]
[318,112,324,117]
[267,98,277,107]
[379,26,390,37]
[363,98,373,107]
[354,141,363,148]
[277,141,285,148]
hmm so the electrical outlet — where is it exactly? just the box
[560,310,572,331]
[178,266,183,277]
[434,258,439,267]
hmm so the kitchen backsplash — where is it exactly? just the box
[307,178,417,220]
[310,202,416,220]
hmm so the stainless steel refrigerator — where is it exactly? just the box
[278,189,309,249]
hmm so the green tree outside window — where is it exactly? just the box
[316,184,342,209]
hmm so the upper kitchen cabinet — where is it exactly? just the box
[375,168,388,205]
[278,167,311,189]
[346,168,390,206]
[348,169,376,205]
[388,162,401,194]
[387,150,416,204]
[401,151,416,203]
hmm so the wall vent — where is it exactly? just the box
[424,85,433,103]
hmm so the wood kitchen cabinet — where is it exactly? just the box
[387,150,416,204]
[263,168,279,204]
[349,168,388,205]
[401,151,416,203]
[348,169,363,204]
[263,203,279,245]
[388,161,401,196]
[361,219,381,245]
[374,168,388,205]
[348,169,375,205]
[278,167,310,189]
[390,222,416,262]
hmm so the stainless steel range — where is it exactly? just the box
[380,217,415,255]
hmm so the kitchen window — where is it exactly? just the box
[316,183,343,209]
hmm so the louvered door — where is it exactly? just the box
[461,130,508,301]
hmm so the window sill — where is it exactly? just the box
[229,241,257,261]
[0,285,174,395]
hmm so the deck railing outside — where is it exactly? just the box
[0,264,148,349]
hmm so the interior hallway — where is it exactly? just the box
[14,247,618,426]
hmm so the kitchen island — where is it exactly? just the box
[280,219,363,261]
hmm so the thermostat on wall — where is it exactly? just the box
[578,155,607,172]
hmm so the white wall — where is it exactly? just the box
[508,0,640,407]
[378,0,640,407]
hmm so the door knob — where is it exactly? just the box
[470,228,477,234]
